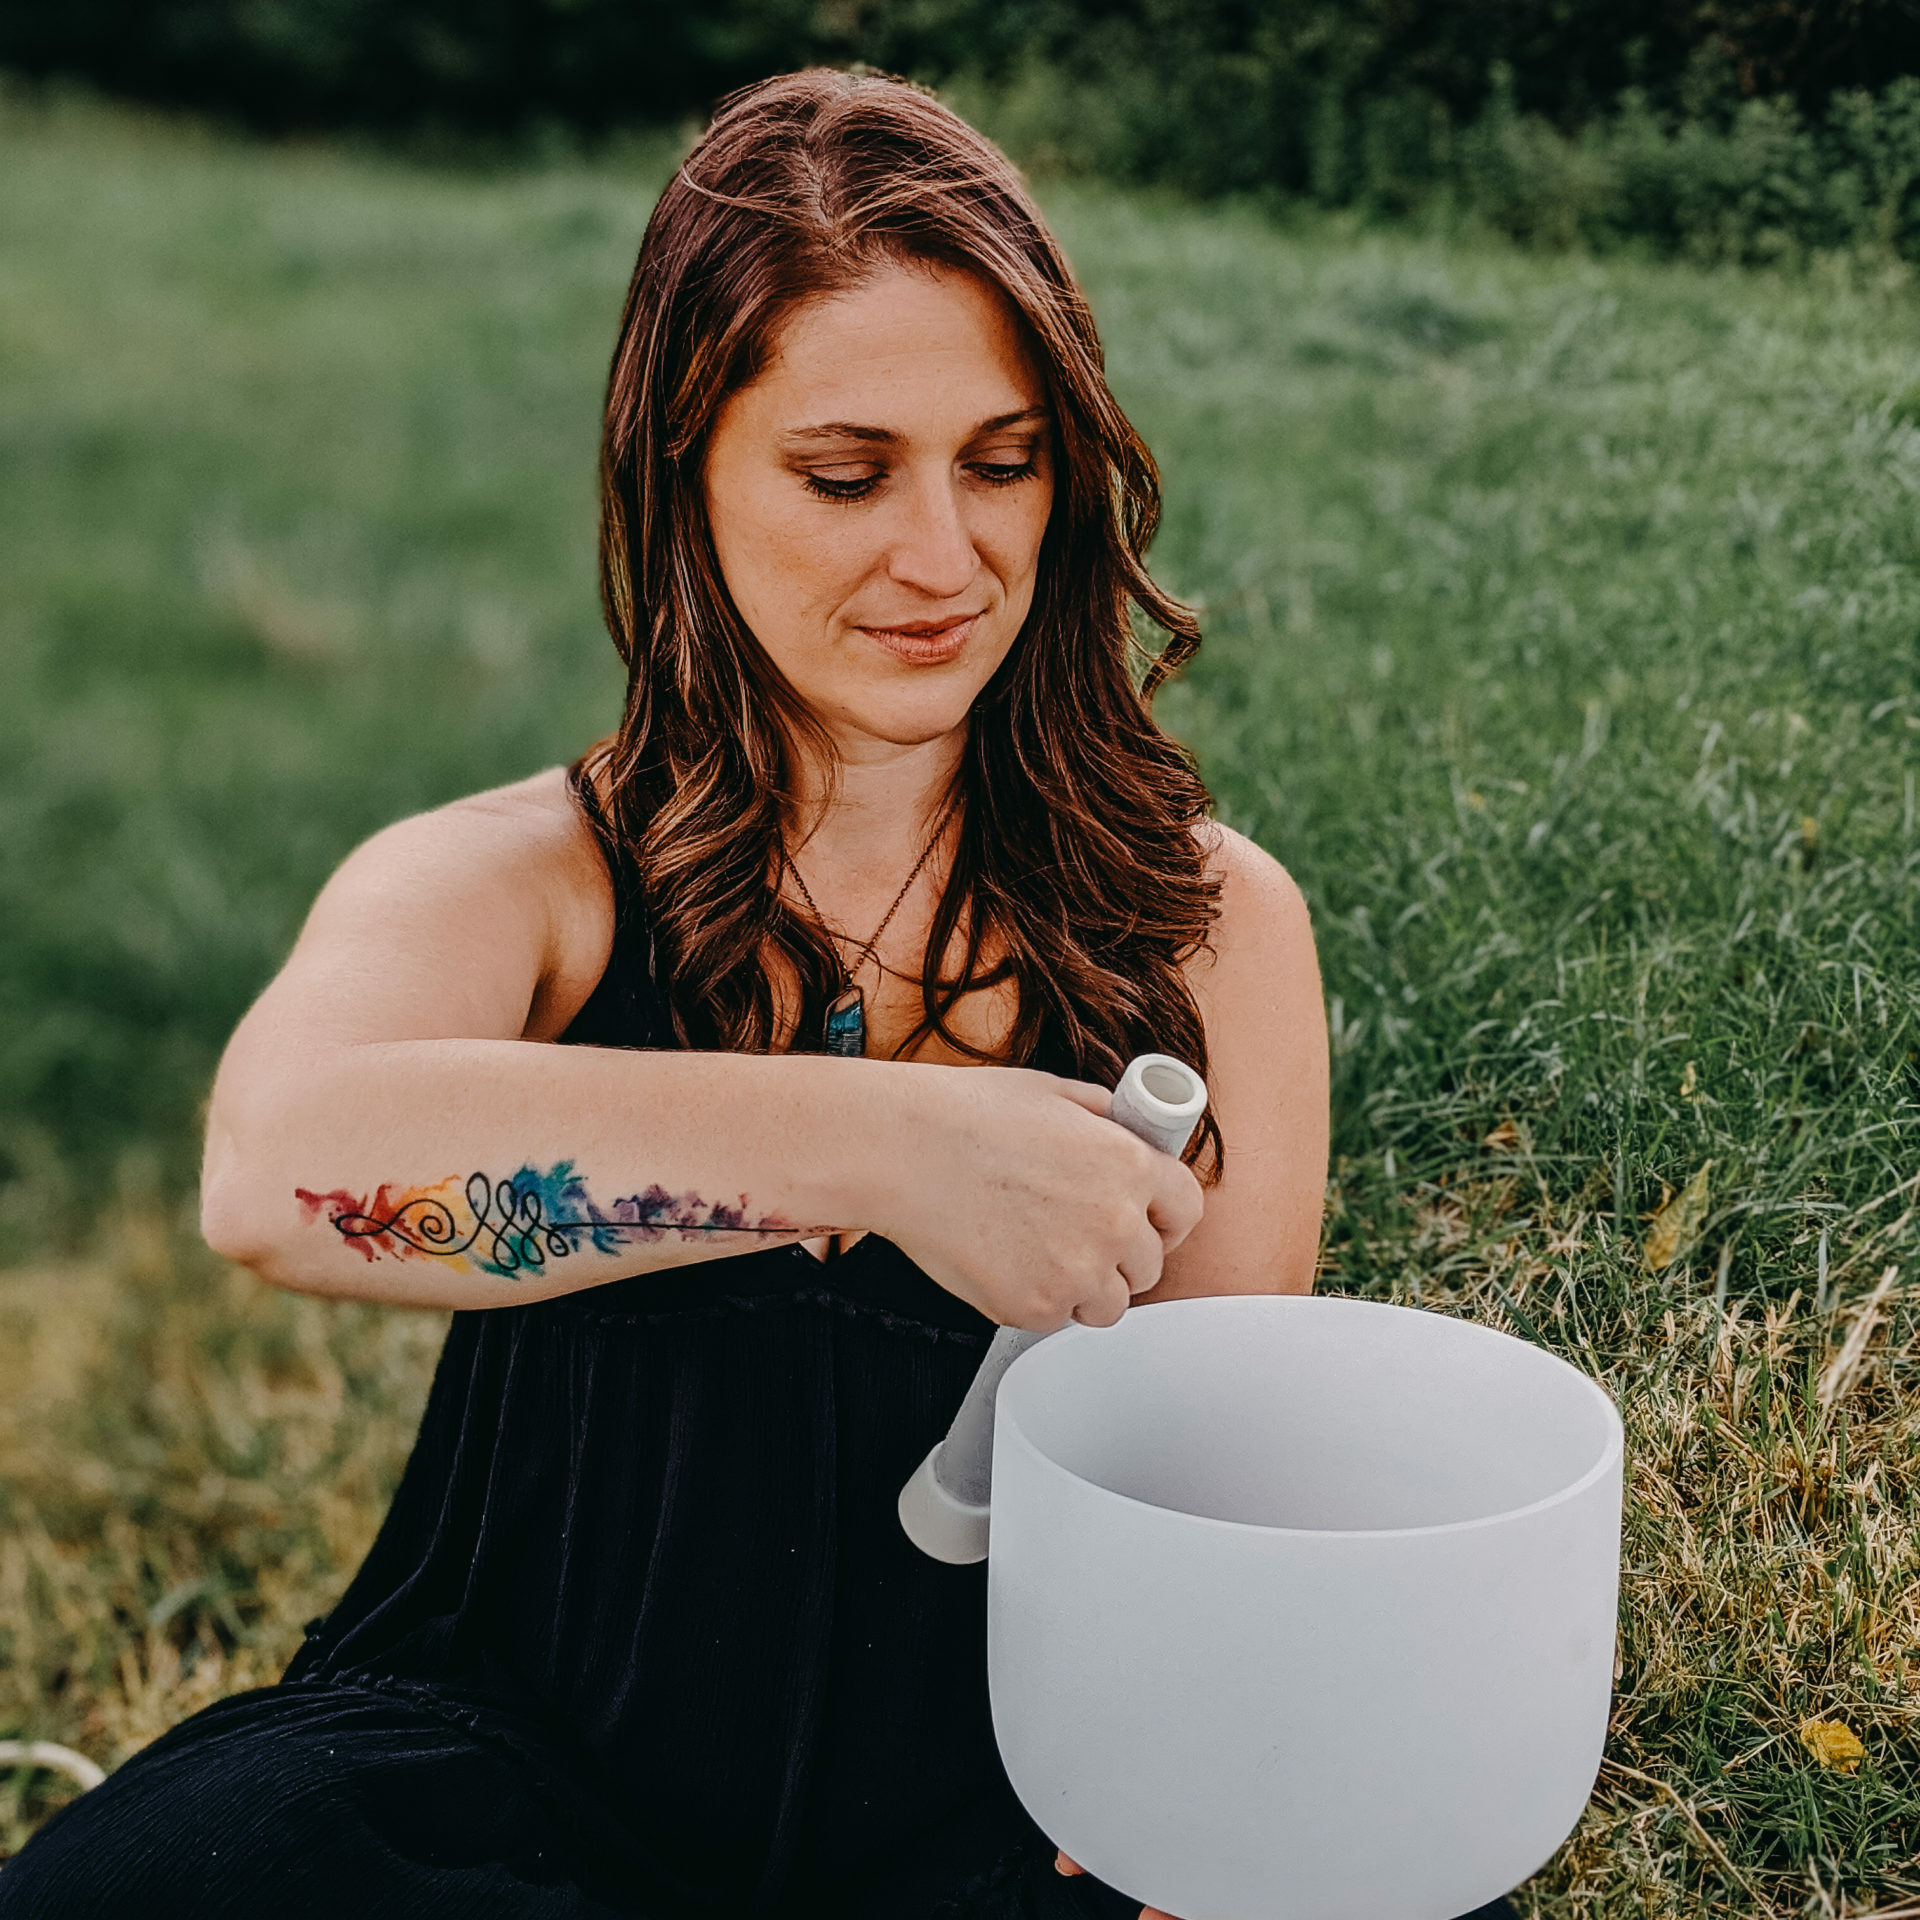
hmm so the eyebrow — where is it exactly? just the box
[782,405,1050,446]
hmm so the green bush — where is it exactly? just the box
[6,1,1920,263]
[6,0,1920,151]
[1448,76,1920,264]
[955,61,1920,267]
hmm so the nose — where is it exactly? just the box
[886,467,978,601]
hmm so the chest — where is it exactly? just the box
[771,905,1021,1066]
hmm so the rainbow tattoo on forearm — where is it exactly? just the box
[294,1161,810,1280]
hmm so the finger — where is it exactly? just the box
[1069,1269,1131,1328]
[1146,1158,1205,1248]
[1053,1850,1085,1876]
[1118,1215,1166,1296]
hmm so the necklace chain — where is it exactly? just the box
[781,793,958,989]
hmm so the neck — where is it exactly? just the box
[786,725,965,875]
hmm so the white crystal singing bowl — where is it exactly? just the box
[986,1294,1623,1920]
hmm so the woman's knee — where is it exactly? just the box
[0,1754,216,1917]
[0,1687,484,1916]
[0,1686,622,1920]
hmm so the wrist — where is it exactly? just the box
[808,1057,950,1240]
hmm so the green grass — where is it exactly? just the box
[4,87,1920,1913]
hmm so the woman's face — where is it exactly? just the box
[702,260,1054,757]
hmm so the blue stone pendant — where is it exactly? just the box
[824,985,866,1058]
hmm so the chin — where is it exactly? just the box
[837,680,986,748]
[777,665,976,751]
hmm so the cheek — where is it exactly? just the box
[713,486,862,640]
[982,483,1053,599]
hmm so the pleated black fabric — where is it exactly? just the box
[0,782,1144,1920]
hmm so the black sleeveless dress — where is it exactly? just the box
[0,794,1143,1920]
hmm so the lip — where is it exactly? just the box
[856,611,982,665]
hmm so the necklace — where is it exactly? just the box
[782,794,958,1058]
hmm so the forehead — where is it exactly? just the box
[743,261,1044,432]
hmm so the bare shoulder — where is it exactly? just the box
[265,763,615,1045]
[349,764,602,883]
[1189,820,1314,979]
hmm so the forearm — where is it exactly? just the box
[201,1038,914,1308]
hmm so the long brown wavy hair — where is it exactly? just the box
[571,66,1224,1177]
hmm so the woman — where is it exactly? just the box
[0,69,1331,1920]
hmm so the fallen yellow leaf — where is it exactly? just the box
[1644,1162,1711,1271]
[1798,1717,1865,1774]
[1484,1120,1522,1151]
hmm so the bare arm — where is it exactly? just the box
[1142,823,1330,1302]
[199,769,1202,1318]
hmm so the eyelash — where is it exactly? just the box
[801,460,1038,503]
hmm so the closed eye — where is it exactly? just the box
[802,471,881,501]
[968,459,1038,486]
[798,449,1043,503]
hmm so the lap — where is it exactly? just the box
[0,1682,641,1920]
[0,1683,1143,1920]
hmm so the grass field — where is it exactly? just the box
[4,85,1920,1913]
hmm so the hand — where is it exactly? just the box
[866,1065,1204,1331]
[1054,1848,1183,1920]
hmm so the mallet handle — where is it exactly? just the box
[896,1054,1208,1564]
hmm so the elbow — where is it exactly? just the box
[199,1139,308,1292]
[199,1173,280,1280]
[200,1195,325,1297]
[202,1059,360,1297]
[201,1166,366,1302]
[199,1196,256,1269]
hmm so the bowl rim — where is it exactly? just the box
[994,1293,1625,1542]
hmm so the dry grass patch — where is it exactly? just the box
[1324,1168,1920,1915]
[0,1190,442,1855]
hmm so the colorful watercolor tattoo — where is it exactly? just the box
[294,1162,807,1280]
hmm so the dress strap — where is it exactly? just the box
[558,753,675,1052]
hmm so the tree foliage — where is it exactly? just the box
[4,0,1919,145]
